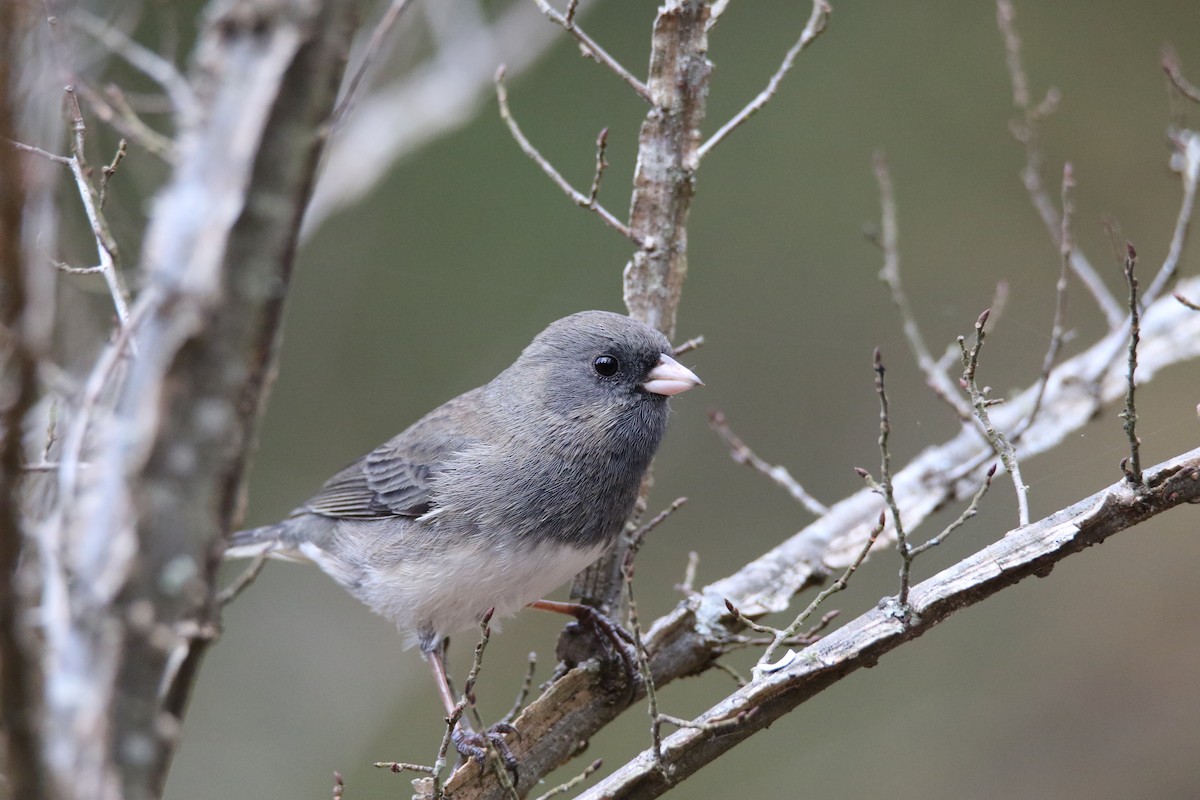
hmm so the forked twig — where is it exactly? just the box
[753,510,886,679]
[494,66,637,244]
[958,310,1030,526]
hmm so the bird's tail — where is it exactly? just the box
[225,523,308,563]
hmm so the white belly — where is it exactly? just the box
[316,533,607,649]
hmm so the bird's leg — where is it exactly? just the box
[425,639,519,783]
[528,599,641,693]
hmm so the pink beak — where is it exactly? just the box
[642,353,703,397]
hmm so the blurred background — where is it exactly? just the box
[63,1,1200,798]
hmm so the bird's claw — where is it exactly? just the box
[452,722,520,785]
[560,605,642,697]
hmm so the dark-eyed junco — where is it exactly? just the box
[227,311,701,747]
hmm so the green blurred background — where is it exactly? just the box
[148,2,1200,798]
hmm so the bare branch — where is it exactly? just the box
[493,66,637,243]
[532,758,602,800]
[697,1,830,159]
[331,0,417,127]
[62,86,133,327]
[0,6,48,791]
[1119,244,1142,485]
[754,511,885,679]
[870,349,913,604]
[708,410,827,516]
[531,0,651,102]
[958,310,1030,526]
[8,138,70,164]
[69,9,197,117]
[995,0,1124,327]
[577,448,1200,799]
[74,82,176,162]
[909,464,996,557]
[1142,130,1200,306]
[1013,162,1074,441]
[1175,292,1200,311]
[1163,45,1200,104]
[871,151,973,421]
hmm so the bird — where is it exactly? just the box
[226,310,701,762]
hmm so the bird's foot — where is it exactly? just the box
[451,722,520,785]
[546,601,642,696]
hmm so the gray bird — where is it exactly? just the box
[227,310,701,752]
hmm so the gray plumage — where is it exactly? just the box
[228,311,701,652]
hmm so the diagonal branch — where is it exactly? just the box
[531,0,651,102]
[698,0,830,160]
[580,447,1200,799]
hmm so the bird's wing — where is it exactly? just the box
[293,395,484,521]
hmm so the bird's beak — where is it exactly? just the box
[642,353,703,397]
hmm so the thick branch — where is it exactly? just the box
[583,447,1200,799]
[41,3,355,799]
[0,5,47,797]
[621,0,711,340]
[573,0,712,624]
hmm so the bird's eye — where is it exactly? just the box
[593,354,619,377]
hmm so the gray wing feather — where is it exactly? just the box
[291,393,484,521]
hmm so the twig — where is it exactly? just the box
[1120,244,1142,485]
[72,81,175,162]
[958,310,1030,526]
[723,599,783,637]
[97,138,126,209]
[332,771,345,800]
[709,660,748,687]
[532,758,602,800]
[216,551,270,607]
[62,86,133,327]
[587,127,609,204]
[672,335,703,356]
[708,410,827,516]
[753,511,886,679]
[995,0,1124,327]
[871,150,973,421]
[1013,162,1073,441]
[8,139,70,164]
[675,550,699,595]
[331,0,416,127]
[697,0,831,159]
[70,9,197,117]
[1163,46,1200,104]
[1174,292,1200,311]
[910,465,997,557]
[870,349,913,604]
[627,497,687,554]
[501,653,538,725]
[531,0,651,103]
[1142,130,1200,307]
[623,551,670,784]
[52,259,102,276]
[494,66,638,243]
